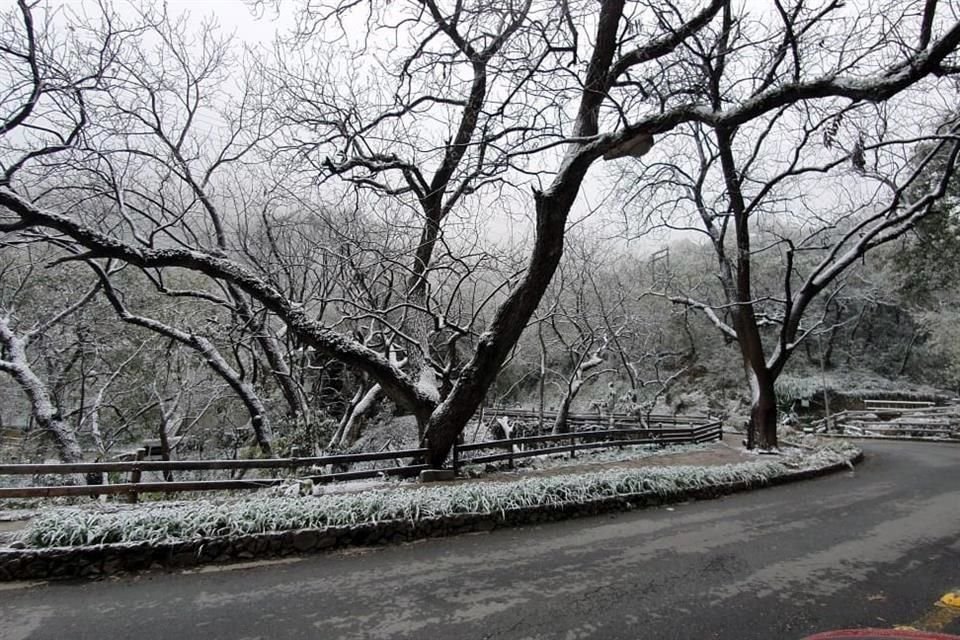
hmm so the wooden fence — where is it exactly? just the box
[453,420,723,471]
[810,404,960,440]
[482,408,712,429]
[0,413,724,501]
[0,448,429,501]
[862,399,936,410]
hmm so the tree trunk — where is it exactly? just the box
[0,320,83,463]
[329,386,363,448]
[421,193,567,466]
[158,417,174,482]
[232,293,307,424]
[37,409,82,463]
[337,384,382,448]
[823,323,838,369]
[193,336,273,457]
[748,369,778,450]
[418,0,627,467]
[552,392,574,435]
[538,324,547,432]
[898,328,919,376]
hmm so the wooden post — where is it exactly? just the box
[128,447,146,504]
[452,441,459,475]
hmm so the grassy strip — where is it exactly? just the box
[458,442,716,476]
[17,444,858,549]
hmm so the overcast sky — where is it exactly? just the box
[49,0,949,257]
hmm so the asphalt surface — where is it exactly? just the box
[1,441,959,640]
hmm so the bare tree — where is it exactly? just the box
[90,263,275,455]
[82,338,149,464]
[530,251,620,433]
[625,17,960,448]
[150,349,228,479]
[2,0,959,465]
[0,275,99,463]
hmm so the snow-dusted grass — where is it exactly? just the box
[459,442,716,476]
[16,442,859,549]
[775,371,949,403]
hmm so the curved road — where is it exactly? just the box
[2,441,959,640]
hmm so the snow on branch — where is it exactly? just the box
[0,187,434,416]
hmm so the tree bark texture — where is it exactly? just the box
[0,318,83,463]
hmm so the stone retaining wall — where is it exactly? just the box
[0,452,862,581]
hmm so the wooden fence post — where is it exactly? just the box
[128,447,146,504]
[452,441,459,475]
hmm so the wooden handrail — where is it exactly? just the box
[462,432,718,466]
[485,408,711,423]
[455,421,722,462]
[455,427,704,453]
[0,464,431,499]
[0,448,428,476]
[1,419,725,499]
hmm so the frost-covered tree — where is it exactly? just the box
[2,0,959,463]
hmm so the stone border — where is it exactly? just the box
[0,451,862,581]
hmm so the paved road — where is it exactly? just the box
[2,441,959,640]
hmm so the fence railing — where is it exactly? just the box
[453,421,723,471]
[482,408,712,428]
[0,448,429,501]
[863,399,936,410]
[810,403,960,441]
[1,414,725,501]
[826,423,958,439]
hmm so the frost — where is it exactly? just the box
[14,442,859,549]
[459,443,715,475]
[416,370,441,402]
[313,479,387,495]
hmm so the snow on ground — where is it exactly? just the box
[8,439,860,549]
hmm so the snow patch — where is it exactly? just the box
[416,368,441,402]
[16,441,859,549]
